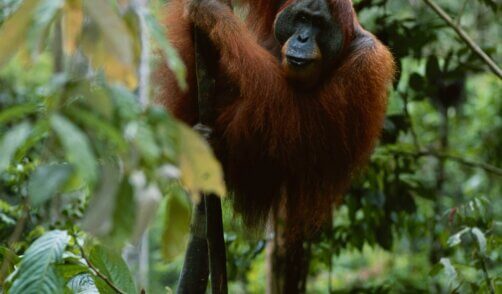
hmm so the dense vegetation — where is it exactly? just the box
[0,0,500,293]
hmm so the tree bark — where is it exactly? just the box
[266,211,311,294]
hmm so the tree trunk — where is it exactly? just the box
[266,212,311,294]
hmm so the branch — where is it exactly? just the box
[421,0,502,79]
[74,236,126,294]
[391,149,502,176]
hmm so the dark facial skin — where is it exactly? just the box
[274,0,344,87]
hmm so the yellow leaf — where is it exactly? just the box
[178,123,227,201]
[81,22,138,89]
[161,187,191,260]
[63,0,83,55]
[81,0,138,88]
[0,0,40,67]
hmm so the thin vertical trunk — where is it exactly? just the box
[266,209,311,294]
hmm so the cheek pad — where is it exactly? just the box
[320,24,344,59]
[274,7,296,44]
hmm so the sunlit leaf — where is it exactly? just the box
[82,0,137,88]
[10,230,70,294]
[177,123,226,200]
[161,186,191,260]
[51,114,98,185]
[28,163,73,207]
[0,121,31,173]
[88,245,136,294]
[62,0,83,55]
[471,227,487,255]
[0,0,40,67]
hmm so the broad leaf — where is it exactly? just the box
[177,123,226,200]
[109,178,136,246]
[27,0,64,54]
[28,163,73,207]
[447,227,469,248]
[162,186,191,260]
[0,103,38,124]
[82,0,137,88]
[62,0,83,54]
[67,274,99,294]
[145,13,187,90]
[471,227,487,255]
[10,230,70,294]
[82,161,121,236]
[88,245,136,294]
[0,121,32,173]
[51,114,98,185]
[0,0,40,67]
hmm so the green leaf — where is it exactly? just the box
[55,263,89,282]
[0,103,38,124]
[10,230,70,294]
[66,106,127,152]
[82,160,121,236]
[82,0,137,88]
[162,186,191,260]
[471,227,487,255]
[0,246,20,279]
[109,85,141,121]
[27,0,64,54]
[145,12,187,90]
[440,258,458,289]
[127,121,161,163]
[28,163,73,207]
[447,227,469,248]
[0,0,40,67]
[67,274,98,294]
[51,114,98,186]
[0,121,32,173]
[109,178,136,246]
[177,123,227,200]
[88,245,136,294]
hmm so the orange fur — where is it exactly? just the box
[157,0,395,238]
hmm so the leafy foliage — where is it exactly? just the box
[0,0,500,293]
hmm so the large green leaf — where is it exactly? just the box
[0,0,40,67]
[88,245,136,294]
[0,103,38,124]
[177,123,227,200]
[66,106,127,152]
[10,230,70,294]
[67,274,98,294]
[0,121,32,173]
[27,0,64,53]
[161,186,191,260]
[81,0,137,88]
[51,114,98,186]
[28,163,73,207]
[145,12,187,90]
[82,160,121,236]
[109,178,136,246]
